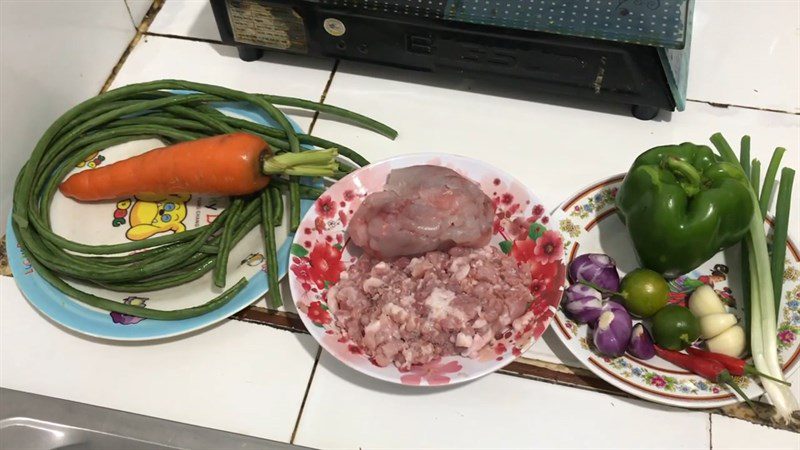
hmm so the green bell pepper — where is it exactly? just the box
[616,142,753,279]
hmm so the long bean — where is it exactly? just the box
[213,199,243,288]
[261,189,282,307]
[270,187,284,225]
[11,80,386,319]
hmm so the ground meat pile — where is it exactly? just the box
[326,246,534,368]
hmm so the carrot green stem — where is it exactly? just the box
[261,148,339,177]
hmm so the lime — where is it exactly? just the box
[651,304,700,350]
[619,268,669,318]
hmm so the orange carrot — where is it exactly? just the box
[59,133,337,201]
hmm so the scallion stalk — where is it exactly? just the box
[750,159,761,198]
[710,133,798,424]
[772,168,795,314]
[759,148,786,218]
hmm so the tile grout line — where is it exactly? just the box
[307,59,341,135]
[100,0,165,94]
[122,0,138,30]
[290,346,323,444]
[144,31,225,46]
[708,413,713,450]
[686,98,799,116]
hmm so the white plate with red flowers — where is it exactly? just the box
[288,153,567,386]
[550,174,800,408]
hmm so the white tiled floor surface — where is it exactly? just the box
[295,353,711,450]
[711,415,800,450]
[148,0,221,40]
[2,1,799,448]
[0,278,318,442]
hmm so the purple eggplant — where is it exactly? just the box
[562,284,604,324]
[568,253,621,295]
[591,301,632,357]
[627,323,656,360]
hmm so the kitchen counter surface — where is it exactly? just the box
[2,1,799,449]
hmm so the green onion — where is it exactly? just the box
[711,133,798,423]
[750,159,761,199]
[759,148,786,218]
[772,168,794,314]
[740,136,751,344]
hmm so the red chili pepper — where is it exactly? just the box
[654,346,754,409]
[686,347,791,385]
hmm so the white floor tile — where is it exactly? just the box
[688,1,800,113]
[149,0,221,41]
[711,415,798,450]
[0,0,134,236]
[0,277,317,442]
[109,34,335,131]
[125,0,153,28]
[294,352,710,450]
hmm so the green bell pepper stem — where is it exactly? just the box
[662,156,702,197]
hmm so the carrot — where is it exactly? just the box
[59,132,338,201]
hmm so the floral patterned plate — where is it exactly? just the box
[551,174,800,408]
[288,153,567,386]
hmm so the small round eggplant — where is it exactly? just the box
[562,284,604,324]
[591,301,632,357]
[627,323,656,360]
[568,253,621,295]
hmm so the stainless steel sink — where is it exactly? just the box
[0,388,312,449]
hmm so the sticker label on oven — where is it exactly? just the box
[226,0,308,53]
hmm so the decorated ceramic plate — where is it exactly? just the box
[6,104,310,340]
[288,153,567,386]
[550,174,800,408]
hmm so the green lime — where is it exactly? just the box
[651,304,700,350]
[619,268,669,318]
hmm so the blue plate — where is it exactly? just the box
[7,101,311,340]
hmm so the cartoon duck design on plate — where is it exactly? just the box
[75,151,105,169]
[112,194,191,241]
